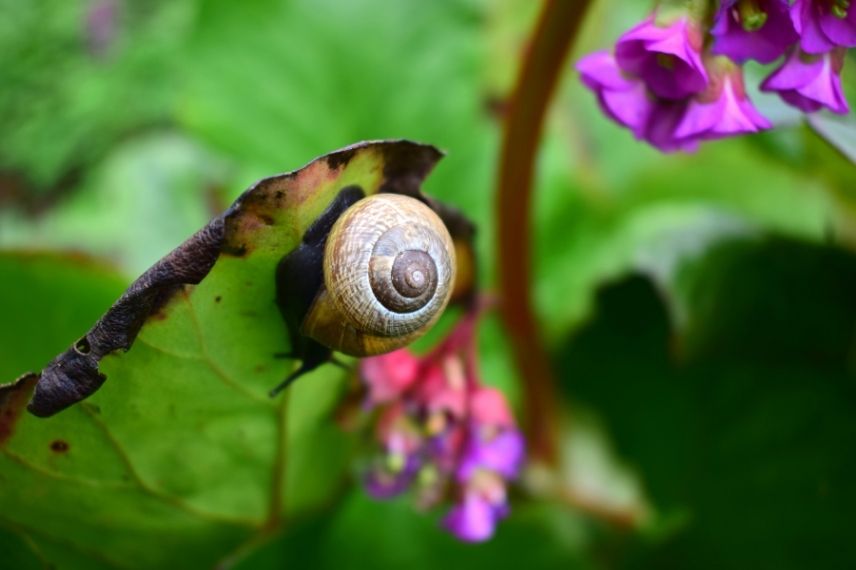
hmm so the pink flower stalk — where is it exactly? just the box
[675,60,772,141]
[711,0,799,63]
[761,47,849,114]
[792,0,856,54]
[359,308,525,543]
[614,16,709,100]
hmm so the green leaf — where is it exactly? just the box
[0,141,444,568]
[0,133,231,276]
[0,525,67,570]
[556,238,856,568]
[808,113,856,165]
[233,491,595,570]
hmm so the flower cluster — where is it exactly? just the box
[358,310,525,542]
[578,0,853,152]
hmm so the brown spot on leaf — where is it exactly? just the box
[50,439,69,453]
[0,373,38,446]
[222,244,247,257]
[215,296,222,303]
[325,147,357,170]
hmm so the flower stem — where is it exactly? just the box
[495,0,592,466]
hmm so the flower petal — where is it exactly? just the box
[794,53,850,113]
[711,0,798,63]
[817,3,856,48]
[577,52,653,133]
[793,0,838,53]
[616,17,708,99]
[576,51,635,91]
[763,49,850,114]
[470,387,514,427]
[458,427,526,481]
[360,349,421,404]
[443,494,500,542]
[643,100,696,153]
[365,456,419,499]
[761,50,823,90]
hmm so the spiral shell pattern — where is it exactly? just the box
[323,193,455,339]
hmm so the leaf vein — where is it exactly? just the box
[79,405,261,529]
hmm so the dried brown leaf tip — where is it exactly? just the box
[0,373,38,446]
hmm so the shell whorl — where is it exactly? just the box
[323,193,455,339]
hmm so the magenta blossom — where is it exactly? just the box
[457,424,525,481]
[359,307,525,543]
[792,0,856,54]
[360,349,420,404]
[577,52,653,138]
[615,16,708,100]
[443,475,510,542]
[643,99,698,153]
[576,52,697,153]
[711,0,799,63]
[675,60,772,141]
[761,47,849,113]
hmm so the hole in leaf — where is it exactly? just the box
[75,336,91,355]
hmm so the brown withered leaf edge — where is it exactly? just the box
[0,140,475,419]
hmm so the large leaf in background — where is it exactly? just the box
[0,0,193,189]
[176,0,495,246]
[536,103,834,340]
[536,0,846,340]
[556,238,856,568]
[0,133,230,276]
[0,141,442,568]
[808,113,856,165]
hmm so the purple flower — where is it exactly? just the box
[443,493,504,543]
[577,51,653,137]
[576,52,697,153]
[792,0,856,54]
[358,305,525,543]
[643,100,698,153]
[711,0,799,63]
[675,62,772,141]
[458,427,525,481]
[365,455,420,499]
[761,48,849,114]
[615,16,708,100]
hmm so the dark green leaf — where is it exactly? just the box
[557,238,856,569]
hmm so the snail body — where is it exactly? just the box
[303,193,455,356]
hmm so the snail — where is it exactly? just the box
[272,186,456,395]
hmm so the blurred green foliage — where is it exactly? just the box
[2,0,856,568]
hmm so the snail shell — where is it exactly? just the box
[301,193,456,356]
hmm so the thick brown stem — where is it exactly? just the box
[495,0,592,465]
